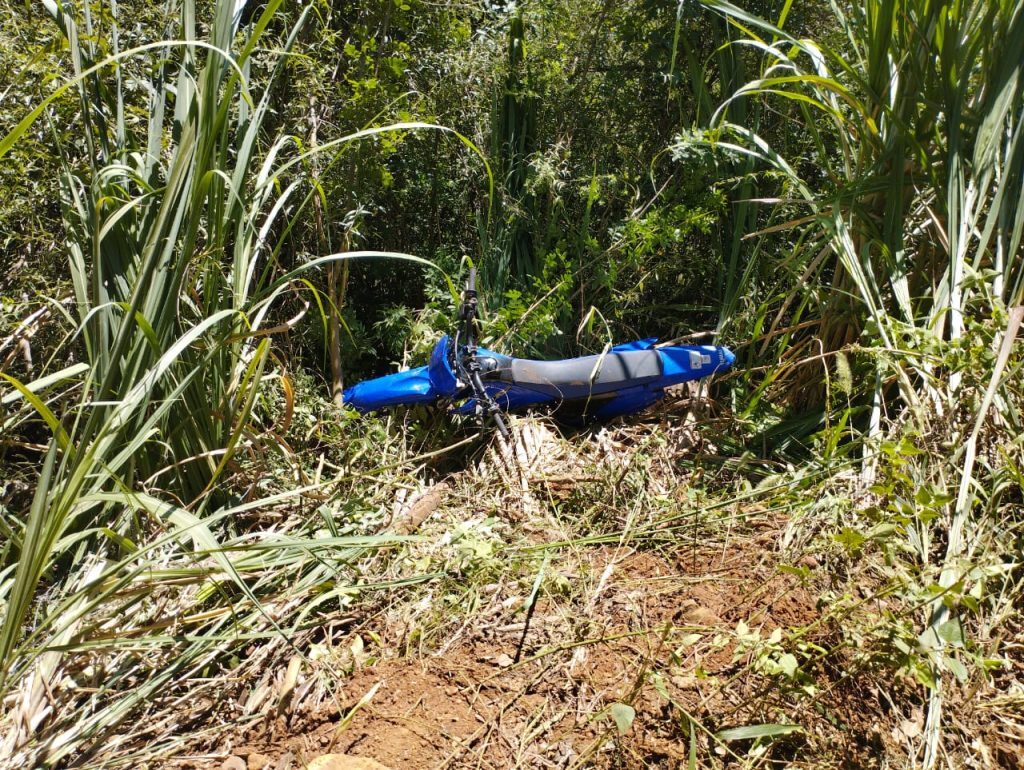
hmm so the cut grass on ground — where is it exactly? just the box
[105,415,1022,770]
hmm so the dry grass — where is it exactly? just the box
[20,407,996,770]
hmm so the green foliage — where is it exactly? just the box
[0,1,472,762]
[1,0,1023,766]
[342,0,748,363]
[690,0,1024,403]
[486,11,539,295]
[485,247,573,355]
[1,0,303,694]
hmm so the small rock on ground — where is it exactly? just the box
[306,755,393,770]
[248,752,272,770]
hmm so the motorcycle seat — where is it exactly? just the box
[503,349,663,398]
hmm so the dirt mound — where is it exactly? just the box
[183,528,901,770]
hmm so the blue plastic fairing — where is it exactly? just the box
[427,335,458,393]
[342,365,435,412]
[610,337,658,352]
[658,345,734,383]
[343,336,460,413]
[453,381,553,415]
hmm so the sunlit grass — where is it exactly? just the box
[687,0,1024,763]
[0,1,483,764]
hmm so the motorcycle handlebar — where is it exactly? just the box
[461,268,478,342]
[459,268,510,442]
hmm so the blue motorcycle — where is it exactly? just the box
[343,269,734,436]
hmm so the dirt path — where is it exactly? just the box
[181,529,899,769]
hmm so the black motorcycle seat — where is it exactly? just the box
[502,349,663,397]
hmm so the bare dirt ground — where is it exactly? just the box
[167,418,1021,770]
[177,533,902,769]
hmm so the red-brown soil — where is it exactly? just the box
[177,525,906,770]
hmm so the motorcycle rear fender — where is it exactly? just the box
[658,345,735,383]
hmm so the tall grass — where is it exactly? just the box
[686,0,1024,763]
[698,0,1024,389]
[484,11,539,297]
[0,1,473,764]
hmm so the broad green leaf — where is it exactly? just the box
[944,656,968,683]
[937,619,965,647]
[609,703,636,735]
[777,653,799,678]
